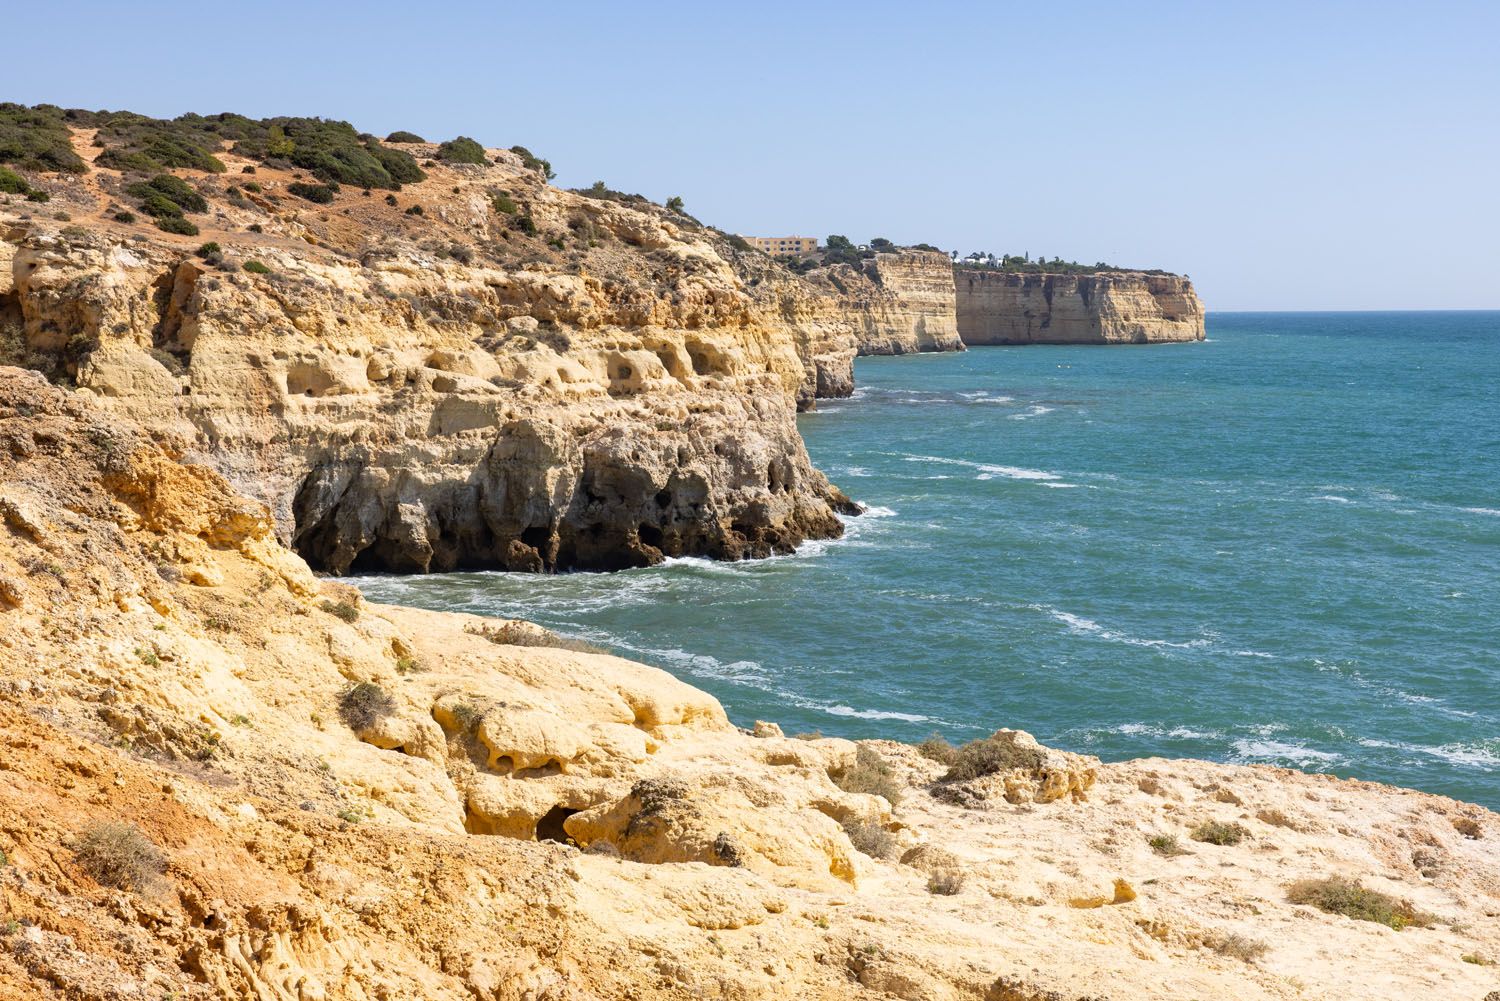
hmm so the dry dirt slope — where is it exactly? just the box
[0,365,1498,1000]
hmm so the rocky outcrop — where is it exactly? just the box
[806,250,965,356]
[955,269,1205,344]
[2,366,1497,1001]
[1,137,859,573]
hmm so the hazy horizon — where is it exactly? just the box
[7,0,1497,311]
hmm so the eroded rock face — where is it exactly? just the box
[805,250,965,357]
[955,269,1205,344]
[2,141,861,572]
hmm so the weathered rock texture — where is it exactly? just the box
[805,250,964,356]
[1,132,861,573]
[2,366,1498,1001]
[955,268,1206,345]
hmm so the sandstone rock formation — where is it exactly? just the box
[955,268,1206,344]
[806,250,965,356]
[1,365,1497,1001]
[1,131,863,572]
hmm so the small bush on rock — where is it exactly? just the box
[1211,932,1269,963]
[1287,875,1432,929]
[155,216,199,236]
[927,869,965,895]
[73,822,166,891]
[338,682,395,732]
[321,599,359,622]
[436,136,487,164]
[242,260,271,275]
[941,734,1044,783]
[835,745,903,807]
[916,733,958,765]
[841,817,898,859]
[1149,833,1191,856]
[1192,820,1251,846]
[385,130,425,143]
[288,181,337,203]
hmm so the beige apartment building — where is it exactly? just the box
[740,235,819,255]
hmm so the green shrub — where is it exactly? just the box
[940,734,1045,782]
[247,223,263,233]
[509,145,553,179]
[0,165,29,194]
[1148,833,1191,856]
[155,216,199,236]
[511,213,536,236]
[0,103,88,173]
[1191,820,1251,846]
[666,195,685,213]
[490,190,517,215]
[404,204,423,216]
[1287,876,1432,930]
[436,136,487,165]
[126,174,207,213]
[384,193,398,207]
[242,181,262,193]
[287,181,337,204]
[385,130,425,143]
[834,745,903,806]
[242,260,271,274]
[113,210,136,223]
[338,682,395,732]
[195,241,221,257]
[73,822,166,891]
[321,598,359,622]
[24,190,50,203]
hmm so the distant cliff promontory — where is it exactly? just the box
[955,268,1205,345]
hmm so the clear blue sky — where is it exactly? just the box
[7,1,1498,309]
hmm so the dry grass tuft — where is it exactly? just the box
[927,869,965,895]
[1149,833,1192,856]
[338,681,395,732]
[1287,875,1433,930]
[73,822,165,891]
[916,733,959,766]
[842,817,899,859]
[835,745,903,807]
[1211,932,1270,963]
[466,620,610,655]
[1192,820,1251,846]
[941,734,1044,783]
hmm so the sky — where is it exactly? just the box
[6,1,1498,310]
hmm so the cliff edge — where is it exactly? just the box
[956,268,1206,345]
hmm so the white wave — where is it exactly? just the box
[1032,604,1210,650]
[1108,722,1222,741]
[1462,506,1500,517]
[857,505,898,518]
[900,452,1069,485]
[1421,743,1499,768]
[1313,494,1353,504]
[822,704,930,723]
[1009,405,1055,420]
[840,466,872,477]
[1040,482,1081,489]
[1233,650,1276,659]
[1230,739,1341,767]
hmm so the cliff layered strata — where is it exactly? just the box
[806,250,965,356]
[1,131,860,572]
[956,268,1206,344]
[1,367,1498,1001]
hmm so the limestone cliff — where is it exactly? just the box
[1,366,1497,1001]
[1,129,859,573]
[955,268,1206,345]
[806,250,965,356]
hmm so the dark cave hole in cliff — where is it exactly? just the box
[687,348,711,376]
[520,525,550,550]
[536,805,579,844]
[654,489,672,508]
[637,523,663,549]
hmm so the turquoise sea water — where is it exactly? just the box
[355,312,1500,808]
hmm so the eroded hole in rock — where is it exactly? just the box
[687,348,710,376]
[536,805,579,844]
[638,523,663,548]
[654,490,672,508]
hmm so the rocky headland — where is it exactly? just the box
[1,115,869,573]
[955,268,1206,345]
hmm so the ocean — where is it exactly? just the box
[354,312,1500,808]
